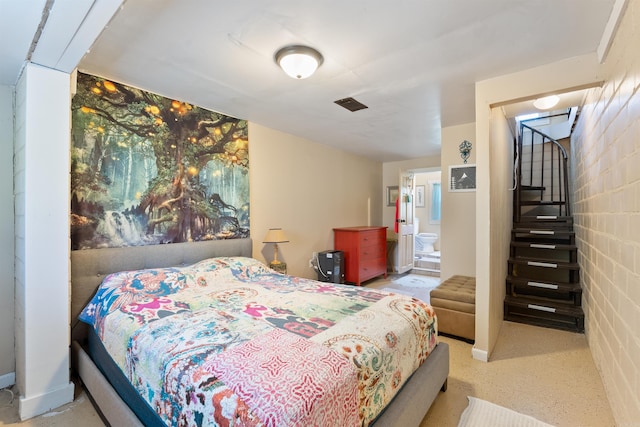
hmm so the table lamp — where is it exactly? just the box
[262,228,289,265]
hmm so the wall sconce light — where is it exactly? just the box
[262,228,289,265]
[533,95,560,110]
[274,45,323,79]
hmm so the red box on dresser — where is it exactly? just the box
[333,226,388,286]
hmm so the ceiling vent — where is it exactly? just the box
[334,97,368,112]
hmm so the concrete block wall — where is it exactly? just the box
[571,0,640,424]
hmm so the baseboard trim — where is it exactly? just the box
[0,372,15,389]
[18,381,75,420]
[472,346,488,362]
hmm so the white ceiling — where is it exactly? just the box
[1,0,616,162]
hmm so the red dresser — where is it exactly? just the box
[333,226,388,286]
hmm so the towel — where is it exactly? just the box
[394,197,399,233]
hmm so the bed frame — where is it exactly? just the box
[70,238,449,426]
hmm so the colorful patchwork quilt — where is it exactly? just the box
[79,257,438,426]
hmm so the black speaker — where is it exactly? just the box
[317,250,344,283]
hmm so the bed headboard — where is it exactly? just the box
[71,238,252,339]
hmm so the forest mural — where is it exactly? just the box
[71,72,249,250]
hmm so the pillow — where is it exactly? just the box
[190,256,272,278]
[78,267,187,325]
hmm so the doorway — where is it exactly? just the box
[412,169,441,276]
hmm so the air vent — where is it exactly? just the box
[334,97,368,112]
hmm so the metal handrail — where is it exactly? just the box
[515,122,570,221]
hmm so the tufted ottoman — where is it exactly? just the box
[430,275,476,341]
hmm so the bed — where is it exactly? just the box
[70,238,449,426]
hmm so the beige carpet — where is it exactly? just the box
[378,274,439,303]
[458,396,555,427]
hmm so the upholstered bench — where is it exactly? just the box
[430,275,475,341]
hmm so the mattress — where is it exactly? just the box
[79,256,438,426]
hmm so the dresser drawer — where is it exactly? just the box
[358,230,383,246]
[359,257,386,280]
[333,226,388,286]
[359,243,385,259]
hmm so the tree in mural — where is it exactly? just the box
[71,72,249,249]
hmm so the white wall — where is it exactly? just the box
[474,53,602,361]
[14,64,74,419]
[571,0,640,423]
[487,108,513,356]
[0,84,15,388]
[248,123,383,279]
[440,123,477,282]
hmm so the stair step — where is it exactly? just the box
[511,238,576,247]
[506,276,581,292]
[519,200,568,206]
[504,295,584,332]
[521,185,546,191]
[518,215,573,223]
[506,276,582,306]
[510,241,577,252]
[515,218,573,229]
[510,241,577,264]
[511,228,575,244]
[512,228,574,235]
[508,257,579,271]
[505,295,585,319]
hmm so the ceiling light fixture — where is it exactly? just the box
[533,95,560,110]
[274,45,323,79]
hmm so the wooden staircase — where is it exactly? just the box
[504,123,584,332]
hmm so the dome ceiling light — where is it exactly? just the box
[533,95,560,110]
[274,45,323,79]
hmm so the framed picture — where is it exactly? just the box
[387,186,399,206]
[415,185,425,208]
[449,164,476,192]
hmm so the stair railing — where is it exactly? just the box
[515,121,570,222]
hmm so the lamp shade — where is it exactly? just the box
[263,228,289,243]
[275,45,323,79]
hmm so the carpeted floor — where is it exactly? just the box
[376,273,440,303]
[366,272,615,427]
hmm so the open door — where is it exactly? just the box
[396,171,415,274]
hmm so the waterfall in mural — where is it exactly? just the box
[97,210,158,247]
[70,72,250,250]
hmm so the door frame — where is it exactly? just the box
[396,166,442,273]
